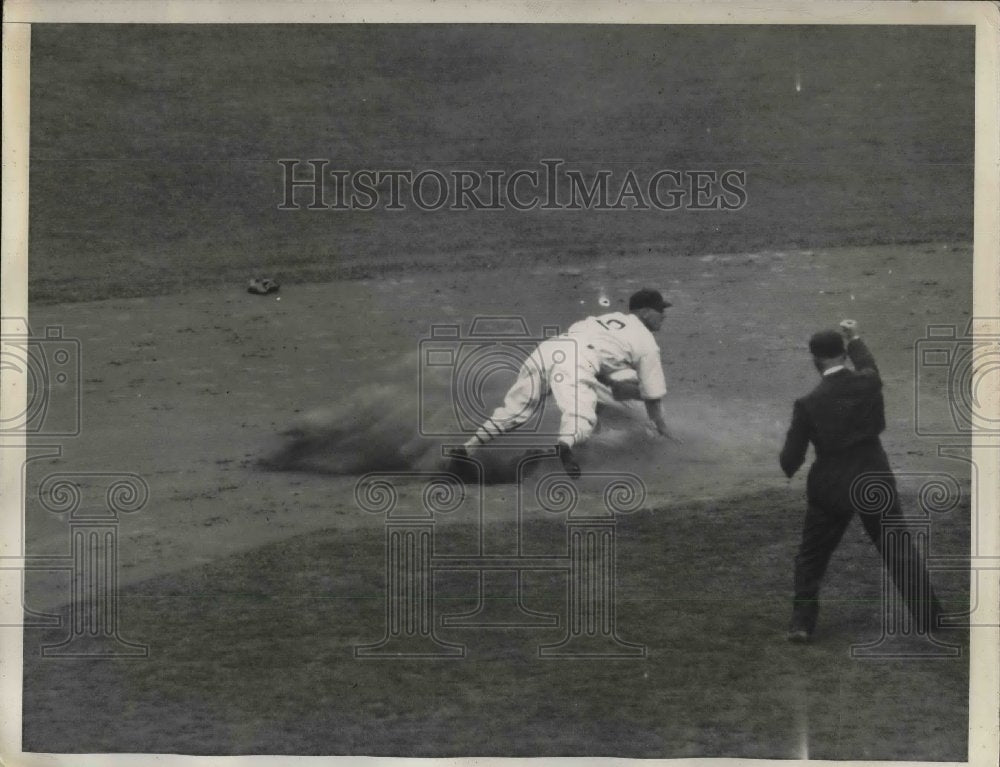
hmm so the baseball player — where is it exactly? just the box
[448,288,679,479]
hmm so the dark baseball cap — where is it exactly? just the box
[809,330,846,358]
[628,288,672,312]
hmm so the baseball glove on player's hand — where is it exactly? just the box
[610,379,642,401]
[248,277,280,295]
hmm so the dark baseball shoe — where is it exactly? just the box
[556,443,581,479]
[518,448,549,479]
[444,446,475,483]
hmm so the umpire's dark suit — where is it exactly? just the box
[780,337,940,635]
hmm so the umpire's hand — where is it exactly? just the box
[839,319,860,341]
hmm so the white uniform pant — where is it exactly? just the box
[470,337,603,448]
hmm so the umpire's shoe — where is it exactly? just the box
[786,628,812,644]
[556,443,581,480]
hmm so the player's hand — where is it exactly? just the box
[655,422,683,444]
[839,319,859,341]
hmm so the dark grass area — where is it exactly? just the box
[22,487,970,758]
[27,25,974,304]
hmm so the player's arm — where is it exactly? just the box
[595,369,643,401]
[644,398,680,442]
[779,400,810,478]
[633,347,681,441]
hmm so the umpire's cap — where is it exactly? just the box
[809,330,846,358]
[628,288,672,312]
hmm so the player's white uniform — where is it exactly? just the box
[468,312,667,448]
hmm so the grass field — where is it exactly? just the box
[23,487,970,758]
[28,25,972,303]
[20,24,975,759]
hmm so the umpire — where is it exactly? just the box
[779,319,943,642]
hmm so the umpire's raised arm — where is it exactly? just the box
[841,320,880,380]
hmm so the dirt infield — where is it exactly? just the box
[23,242,971,602]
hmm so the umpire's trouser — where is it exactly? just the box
[792,452,942,633]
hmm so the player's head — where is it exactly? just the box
[628,289,671,331]
[808,330,847,374]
